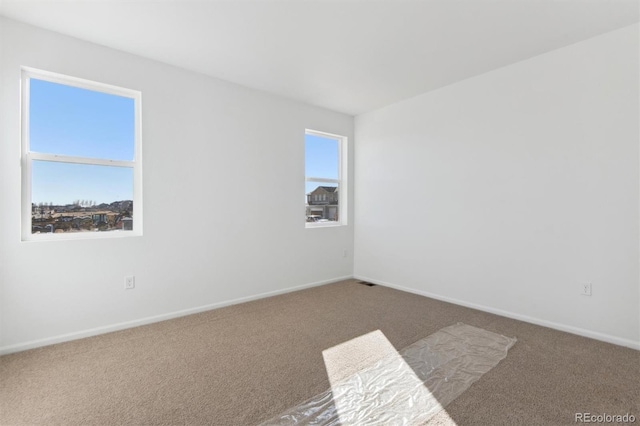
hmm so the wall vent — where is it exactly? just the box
[358,281,376,287]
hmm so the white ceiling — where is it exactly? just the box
[1,0,638,116]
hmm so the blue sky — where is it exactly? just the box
[30,78,338,205]
[305,133,339,196]
[30,78,134,205]
[32,161,133,206]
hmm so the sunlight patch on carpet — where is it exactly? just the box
[260,323,516,425]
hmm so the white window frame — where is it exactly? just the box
[21,67,143,241]
[305,129,348,228]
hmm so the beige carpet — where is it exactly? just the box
[1,279,639,425]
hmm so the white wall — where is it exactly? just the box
[0,18,354,353]
[354,24,640,348]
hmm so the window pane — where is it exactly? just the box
[29,79,135,161]
[305,182,339,222]
[31,160,134,234]
[305,133,338,179]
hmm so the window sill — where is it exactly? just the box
[22,230,142,242]
[305,222,345,229]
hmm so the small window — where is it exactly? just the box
[305,129,347,227]
[21,68,142,240]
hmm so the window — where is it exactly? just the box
[305,129,347,226]
[21,68,142,240]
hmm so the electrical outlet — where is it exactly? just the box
[125,276,135,290]
[343,249,348,258]
[580,282,592,296]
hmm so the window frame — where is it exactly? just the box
[20,67,143,241]
[305,129,348,228]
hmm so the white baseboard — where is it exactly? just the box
[0,275,352,355]
[355,275,640,351]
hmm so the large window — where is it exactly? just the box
[305,129,347,227]
[21,68,142,240]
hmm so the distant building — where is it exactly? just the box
[92,213,107,225]
[306,186,339,221]
[122,217,133,231]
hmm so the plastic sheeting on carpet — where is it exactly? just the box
[260,323,516,426]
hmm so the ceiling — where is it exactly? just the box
[1,0,638,116]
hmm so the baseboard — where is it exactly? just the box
[0,275,352,355]
[354,275,640,351]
